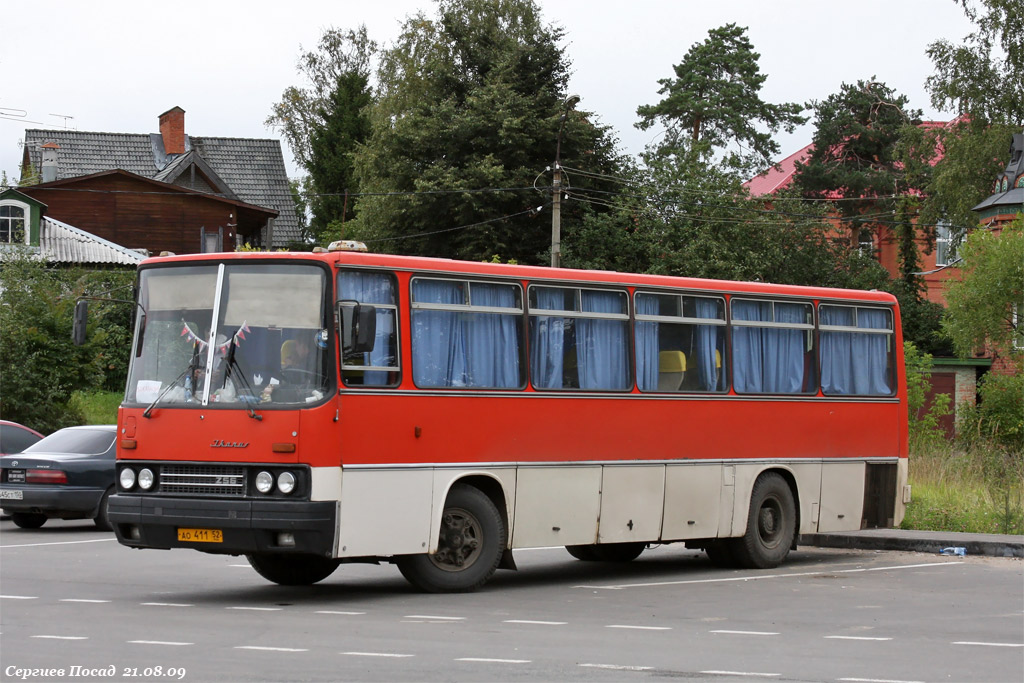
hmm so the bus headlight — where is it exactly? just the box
[277,471,296,495]
[138,468,155,490]
[119,468,136,490]
[255,471,274,494]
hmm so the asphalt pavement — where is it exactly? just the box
[800,528,1024,558]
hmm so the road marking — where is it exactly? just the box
[712,630,780,636]
[826,635,893,641]
[579,663,654,671]
[141,602,193,607]
[341,652,415,658]
[952,641,1024,648]
[606,624,672,631]
[839,678,925,683]
[31,635,88,640]
[503,619,567,625]
[404,614,465,620]
[235,646,308,652]
[576,561,964,590]
[227,606,282,611]
[701,671,779,678]
[60,599,110,603]
[0,595,37,600]
[316,610,366,615]
[129,640,194,646]
[0,538,118,549]
[456,658,531,664]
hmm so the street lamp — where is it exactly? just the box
[551,94,580,268]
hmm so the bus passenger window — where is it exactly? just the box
[731,299,816,394]
[529,286,630,391]
[339,270,400,387]
[635,292,726,392]
[819,305,894,395]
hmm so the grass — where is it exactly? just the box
[901,439,1024,535]
[69,390,122,425]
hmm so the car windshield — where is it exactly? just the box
[24,428,115,455]
[126,262,331,409]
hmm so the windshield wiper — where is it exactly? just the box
[223,332,263,421]
[143,342,200,418]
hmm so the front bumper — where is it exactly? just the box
[0,485,104,517]
[109,494,337,556]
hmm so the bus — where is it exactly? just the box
[103,244,909,592]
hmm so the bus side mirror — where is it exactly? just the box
[72,300,88,346]
[339,301,377,354]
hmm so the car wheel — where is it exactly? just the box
[94,488,113,531]
[11,512,47,529]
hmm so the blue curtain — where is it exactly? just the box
[694,298,722,391]
[732,301,806,393]
[340,271,396,385]
[529,289,566,389]
[463,283,520,388]
[412,280,465,387]
[635,295,659,391]
[577,291,629,390]
[821,306,891,395]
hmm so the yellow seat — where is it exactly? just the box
[658,350,686,391]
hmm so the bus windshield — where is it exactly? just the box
[126,262,331,409]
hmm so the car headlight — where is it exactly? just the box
[255,471,274,494]
[138,468,154,490]
[119,468,136,490]
[277,471,296,495]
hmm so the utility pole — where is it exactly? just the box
[551,94,580,268]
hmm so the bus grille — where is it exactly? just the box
[159,465,247,496]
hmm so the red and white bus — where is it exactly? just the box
[107,245,909,591]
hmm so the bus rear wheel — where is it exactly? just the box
[396,484,505,593]
[732,472,796,569]
[566,542,646,562]
[246,553,341,586]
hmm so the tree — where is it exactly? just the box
[942,217,1023,359]
[635,24,805,175]
[0,251,131,433]
[267,27,377,242]
[344,0,625,264]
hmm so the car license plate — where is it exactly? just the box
[177,528,223,543]
[0,489,23,500]
[7,470,25,483]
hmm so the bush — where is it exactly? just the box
[0,250,133,433]
[903,341,952,448]
[958,371,1024,452]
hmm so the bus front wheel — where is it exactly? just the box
[732,472,796,569]
[246,553,341,586]
[396,484,505,593]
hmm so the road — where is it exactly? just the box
[1,518,1021,683]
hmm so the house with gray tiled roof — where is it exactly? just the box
[20,107,300,251]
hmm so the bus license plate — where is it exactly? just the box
[177,528,223,543]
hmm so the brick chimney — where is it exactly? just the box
[41,142,59,183]
[159,106,186,155]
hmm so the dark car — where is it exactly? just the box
[0,425,117,530]
[0,420,44,455]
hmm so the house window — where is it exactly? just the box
[0,203,26,244]
[935,220,962,267]
[858,228,876,258]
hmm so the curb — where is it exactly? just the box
[799,532,1024,558]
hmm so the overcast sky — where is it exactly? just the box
[2,0,974,181]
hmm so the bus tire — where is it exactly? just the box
[11,512,47,529]
[732,472,796,569]
[246,553,341,586]
[397,484,505,593]
[703,539,741,568]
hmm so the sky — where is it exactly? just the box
[1,0,975,181]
